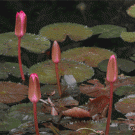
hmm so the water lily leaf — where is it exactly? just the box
[0,82,28,104]
[0,32,51,56]
[114,85,135,96]
[90,24,126,38]
[0,62,28,79]
[61,47,115,67]
[98,58,135,73]
[120,32,135,42]
[0,115,21,131]
[115,95,135,114]
[63,120,106,134]
[8,102,49,123]
[39,23,93,42]
[29,60,94,84]
[80,76,135,97]
[126,4,135,18]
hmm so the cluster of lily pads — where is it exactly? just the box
[1,3,135,135]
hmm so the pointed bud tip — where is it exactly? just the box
[52,40,61,64]
[106,55,118,82]
[15,10,27,37]
[28,73,41,103]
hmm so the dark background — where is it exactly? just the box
[0,0,135,34]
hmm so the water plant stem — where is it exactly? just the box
[105,82,113,135]
[18,37,25,81]
[55,63,62,97]
[33,103,39,135]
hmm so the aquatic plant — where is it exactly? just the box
[28,73,41,135]
[0,81,28,104]
[105,55,118,135]
[61,47,115,67]
[29,59,94,84]
[39,22,93,42]
[15,10,27,81]
[52,41,62,97]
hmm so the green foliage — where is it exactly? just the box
[98,58,135,73]
[61,47,115,67]
[0,62,28,79]
[127,4,135,18]
[39,22,93,42]
[0,32,51,56]
[121,32,135,42]
[90,24,126,38]
[114,85,135,96]
[29,59,94,84]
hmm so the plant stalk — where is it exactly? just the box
[55,63,62,97]
[18,37,25,81]
[105,82,113,135]
[33,103,39,135]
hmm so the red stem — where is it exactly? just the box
[18,37,25,81]
[33,103,39,135]
[55,63,62,97]
[105,82,113,135]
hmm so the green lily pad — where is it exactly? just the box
[8,102,48,123]
[0,62,28,79]
[39,22,93,42]
[61,47,115,67]
[0,81,28,104]
[0,115,21,131]
[0,32,51,56]
[120,32,135,42]
[130,53,135,61]
[126,4,135,18]
[114,85,135,96]
[115,95,135,114]
[29,60,94,84]
[98,58,135,73]
[90,24,126,38]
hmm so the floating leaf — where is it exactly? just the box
[115,95,135,114]
[39,23,93,42]
[126,4,135,18]
[120,32,135,42]
[29,60,94,84]
[64,120,106,134]
[90,24,126,38]
[80,77,135,97]
[0,62,28,79]
[0,32,51,56]
[0,115,21,131]
[0,82,28,104]
[114,85,135,96]
[61,47,115,67]
[8,102,49,122]
[98,58,135,73]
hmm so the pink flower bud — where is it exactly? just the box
[28,73,41,103]
[52,40,61,64]
[15,10,27,37]
[106,55,118,82]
